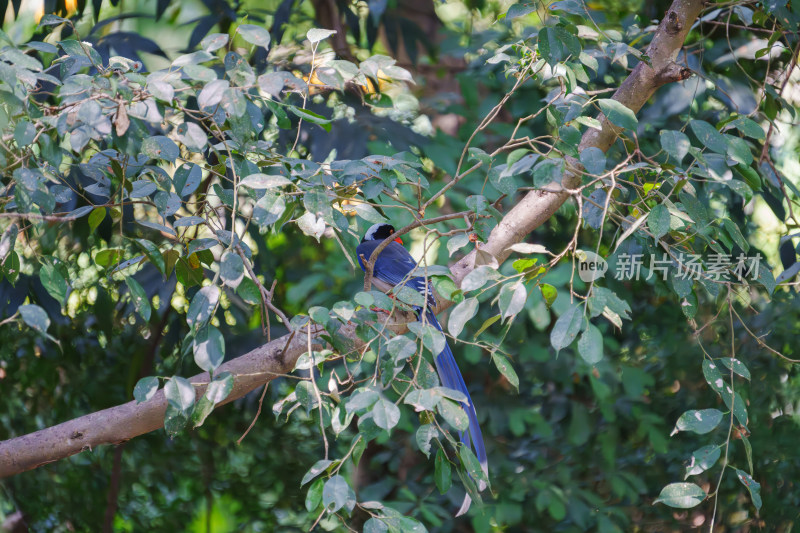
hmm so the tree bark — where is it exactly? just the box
[0,0,705,479]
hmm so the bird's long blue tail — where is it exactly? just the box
[422,309,488,484]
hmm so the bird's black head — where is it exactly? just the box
[362,223,396,243]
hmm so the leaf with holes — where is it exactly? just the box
[735,469,762,510]
[685,445,721,478]
[654,482,706,509]
[672,408,723,435]
[133,376,159,403]
[492,353,519,391]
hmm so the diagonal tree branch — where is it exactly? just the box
[0,0,704,479]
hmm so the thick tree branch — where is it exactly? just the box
[0,0,704,479]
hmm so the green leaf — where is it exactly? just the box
[187,285,220,327]
[14,121,36,146]
[372,398,401,430]
[719,358,751,380]
[727,136,753,165]
[173,163,202,198]
[648,204,671,239]
[135,239,166,275]
[200,33,228,52]
[239,173,292,189]
[460,446,489,488]
[164,404,191,438]
[301,459,334,486]
[735,469,762,510]
[408,322,446,355]
[498,282,527,320]
[405,389,441,412]
[660,130,690,162]
[685,445,721,478]
[192,372,233,427]
[305,478,324,512]
[579,147,606,175]
[587,287,630,323]
[309,306,329,325]
[506,3,536,18]
[197,79,229,108]
[19,304,49,334]
[672,408,723,435]
[448,298,478,338]
[40,263,68,305]
[722,218,750,252]
[386,335,416,362]
[307,28,337,43]
[416,424,438,457]
[742,434,753,475]
[690,120,727,154]
[322,475,350,512]
[193,325,225,371]
[332,300,355,322]
[288,106,332,131]
[461,265,494,292]
[577,323,603,364]
[435,448,452,494]
[703,361,748,427]
[533,158,564,187]
[133,376,159,403]
[432,276,459,303]
[598,99,638,130]
[238,24,271,48]
[726,117,765,140]
[141,135,180,163]
[550,303,583,353]
[220,251,244,289]
[474,314,501,338]
[438,399,468,432]
[165,376,195,411]
[538,26,580,65]
[88,207,106,232]
[363,518,389,533]
[346,389,379,413]
[540,283,558,306]
[654,482,706,509]
[447,234,470,257]
[126,277,151,321]
[492,353,519,391]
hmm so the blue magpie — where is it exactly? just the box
[357,223,488,513]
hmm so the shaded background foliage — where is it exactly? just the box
[1,0,800,531]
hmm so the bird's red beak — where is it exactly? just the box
[394,237,403,244]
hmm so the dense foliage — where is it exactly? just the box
[2,0,800,531]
